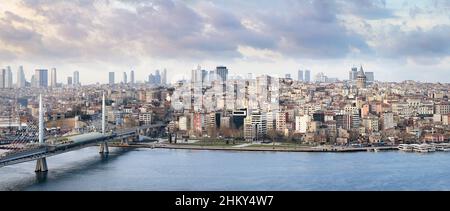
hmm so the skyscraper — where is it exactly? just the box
[30,75,36,87]
[349,67,358,81]
[216,66,228,82]
[130,70,135,84]
[155,70,161,85]
[67,76,73,86]
[109,72,115,85]
[162,69,167,85]
[50,68,57,87]
[123,72,127,84]
[148,73,155,84]
[201,69,208,82]
[305,70,311,83]
[365,72,374,82]
[298,70,303,82]
[191,65,202,84]
[17,66,25,88]
[0,69,5,89]
[5,66,12,88]
[73,71,80,86]
[35,69,48,88]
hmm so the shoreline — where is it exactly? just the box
[110,143,398,153]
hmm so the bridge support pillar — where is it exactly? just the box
[35,158,48,172]
[99,142,109,154]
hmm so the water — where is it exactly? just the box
[1,147,450,191]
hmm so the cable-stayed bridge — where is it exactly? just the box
[0,94,166,172]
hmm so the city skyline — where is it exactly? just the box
[0,0,449,83]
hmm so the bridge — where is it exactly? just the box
[0,94,166,172]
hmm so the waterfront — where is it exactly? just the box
[1,147,450,191]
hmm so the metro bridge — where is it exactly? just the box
[0,94,166,172]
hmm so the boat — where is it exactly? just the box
[398,144,414,152]
[413,144,435,153]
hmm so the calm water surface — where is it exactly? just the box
[0,147,449,191]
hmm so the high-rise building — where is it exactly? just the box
[17,66,26,88]
[73,71,80,86]
[130,70,135,84]
[365,72,374,82]
[162,69,167,85]
[123,72,127,84]
[50,68,57,87]
[67,76,73,86]
[0,69,5,88]
[208,70,215,82]
[5,66,12,88]
[349,67,358,81]
[148,74,154,84]
[216,66,228,82]
[285,74,291,79]
[298,70,303,82]
[109,72,115,85]
[304,70,311,82]
[201,69,208,82]
[35,69,48,88]
[30,75,36,88]
[191,65,202,84]
[155,70,161,85]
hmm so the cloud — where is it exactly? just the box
[338,0,395,19]
[0,0,448,69]
[377,25,450,63]
[256,0,371,59]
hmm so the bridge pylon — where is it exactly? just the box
[99,93,109,154]
[35,95,48,172]
[99,142,109,154]
[35,158,48,172]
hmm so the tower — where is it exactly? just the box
[298,70,303,82]
[162,69,167,85]
[109,72,115,85]
[304,70,311,83]
[130,70,135,85]
[216,66,228,82]
[36,94,48,172]
[349,67,357,81]
[51,68,57,87]
[356,66,367,89]
[99,92,109,154]
[35,69,48,88]
[73,71,80,86]
[17,66,26,88]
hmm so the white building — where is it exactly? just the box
[295,115,311,133]
[381,112,395,130]
[139,112,152,125]
[179,116,188,131]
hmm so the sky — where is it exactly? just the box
[0,0,450,84]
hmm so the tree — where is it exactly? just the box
[267,129,282,149]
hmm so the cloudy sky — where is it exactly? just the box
[0,0,450,84]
